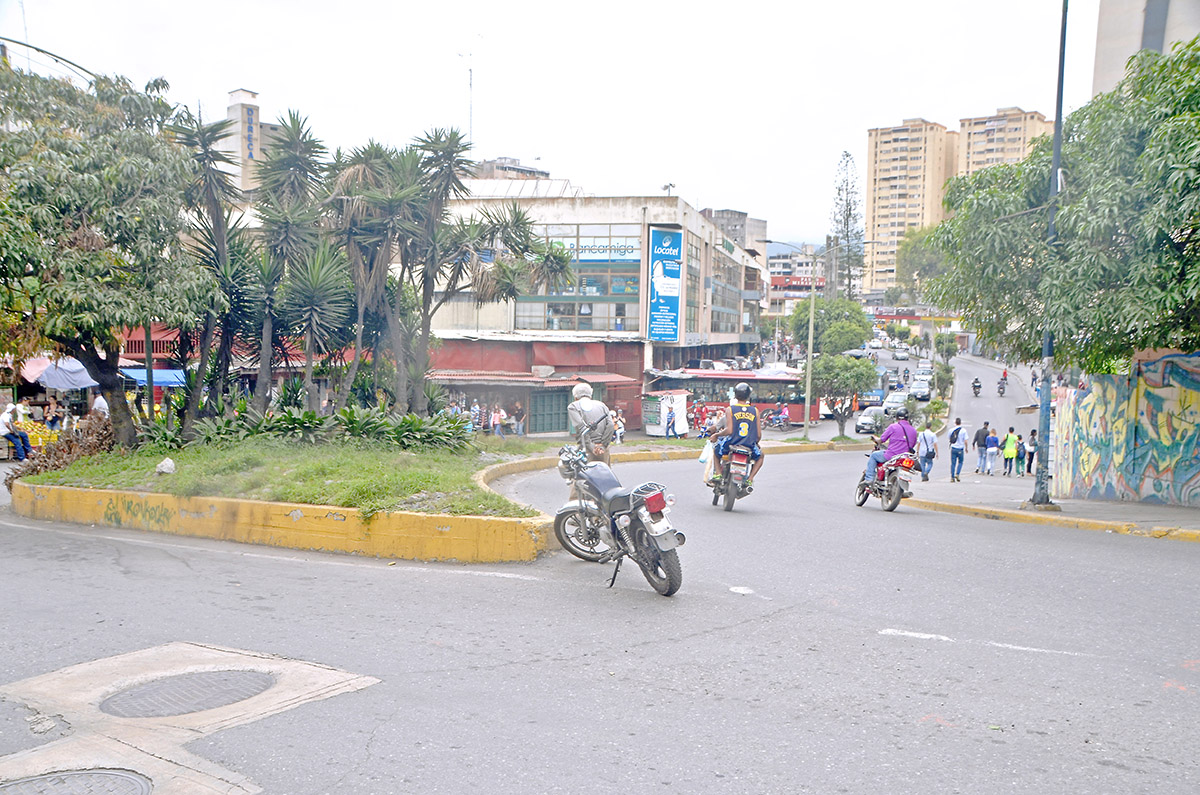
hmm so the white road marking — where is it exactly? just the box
[729,586,755,595]
[879,628,954,642]
[879,628,1097,657]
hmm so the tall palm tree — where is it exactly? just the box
[249,251,285,413]
[168,111,240,436]
[252,110,326,412]
[281,242,352,411]
[327,142,421,411]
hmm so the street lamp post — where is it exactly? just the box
[760,239,877,440]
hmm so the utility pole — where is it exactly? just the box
[1031,0,1069,507]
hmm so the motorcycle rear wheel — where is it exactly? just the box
[854,480,870,506]
[723,482,738,512]
[882,475,903,512]
[554,510,611,562]
[634,527,682,596]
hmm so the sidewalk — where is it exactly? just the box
[911,463,1200,541]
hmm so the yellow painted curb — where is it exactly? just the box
[906,497,1200,542]
[10,481,551,563]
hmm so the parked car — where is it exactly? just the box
[910,379,931,401]
[893,349,909,360]
[855,406,886,434]
[844,348,870,359]
[882,390,910,415]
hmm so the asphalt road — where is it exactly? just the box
[3,428,1199,793]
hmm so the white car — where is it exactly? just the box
[868,338,883,349]
[893,349,909,360]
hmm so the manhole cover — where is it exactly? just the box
[0,768,152,794]
[99,670,275,718]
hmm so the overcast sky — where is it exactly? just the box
[2,0,1102,244]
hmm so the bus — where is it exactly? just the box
[645,367,831,426]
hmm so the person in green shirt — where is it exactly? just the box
[1002,426,1019,476]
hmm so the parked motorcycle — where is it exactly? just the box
[710,443,754,512]
[855,444,918,512]
[553,430,685,596]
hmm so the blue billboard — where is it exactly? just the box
[648,228,682,342]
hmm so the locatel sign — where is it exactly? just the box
[648,228,682,342]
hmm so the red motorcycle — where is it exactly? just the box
[855,445,918,512]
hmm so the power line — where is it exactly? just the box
[0,35,96,81]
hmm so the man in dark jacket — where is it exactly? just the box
[972,421,990,474]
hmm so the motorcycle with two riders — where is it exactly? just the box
[706,382,764,512]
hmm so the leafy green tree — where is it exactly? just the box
[789,296,872,353]
[883,286,905,306]
[820,320,868,355]
[895,227,945,300]
[929,36,1200,370]
[0,68,212,446]
[810,354,879,436]
[281,242,353,410]
[934,332,958,365]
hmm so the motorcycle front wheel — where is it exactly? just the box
[854,480,870,506]
[554,510,611,562]
[634,526,682,596]
[882,474,903,512]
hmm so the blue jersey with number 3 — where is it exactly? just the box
[728,403,760,446]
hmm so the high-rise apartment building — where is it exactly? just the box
[957,107,1053,177]
[1093,0,1200,95]
[862,119,958,293]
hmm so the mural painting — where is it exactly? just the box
[1054,353,1200,506]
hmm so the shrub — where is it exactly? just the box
[270,407,333,443]
[332,405,392,441]
[4,413,115,492]
[388,412,471,451]
[189,416,242,447]
[137,418,183,450]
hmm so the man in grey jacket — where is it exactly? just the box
[567,383,615,464]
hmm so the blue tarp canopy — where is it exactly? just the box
[120,368,187,387]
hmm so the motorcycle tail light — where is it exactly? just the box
[732,453,749,464]
[644,490,667,513]
[900,457,915,469]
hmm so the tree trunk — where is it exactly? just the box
[335,302,366,412]
[413,309,434,416]
[386,297,409,414]
[304,326,316,412]
[70,343,136,447]
[183,313,215,438]
[254,310,274,414]
[143,322,154,422]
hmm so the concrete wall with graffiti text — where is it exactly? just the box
[1053,352,1200,506]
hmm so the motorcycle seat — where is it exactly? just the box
[581,462,633,512]
[601,486,634,513]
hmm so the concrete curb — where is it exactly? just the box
[11,481,552,563]
[905,497,1200,543]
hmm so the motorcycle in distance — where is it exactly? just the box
[553,424,685,596]
[765,408,789,430]
[855,439,919,512]
[972,380,982,397]
[997,378,1007,397]
[710,443,754,512]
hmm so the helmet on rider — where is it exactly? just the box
[894,407,909,419]
[734,382,751,400]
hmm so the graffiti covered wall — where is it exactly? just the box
[1053,353,1200,506]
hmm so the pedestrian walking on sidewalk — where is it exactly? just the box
[972,421,990,473]
[1015,434,1027,476]
[1002,426,1018,475]
[916,421,937,481]
[948,417,966,481]
[1026,429,1038,475]
[984,427,1000,475]
[666,405,680,439]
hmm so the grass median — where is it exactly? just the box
[23,436,540,519]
